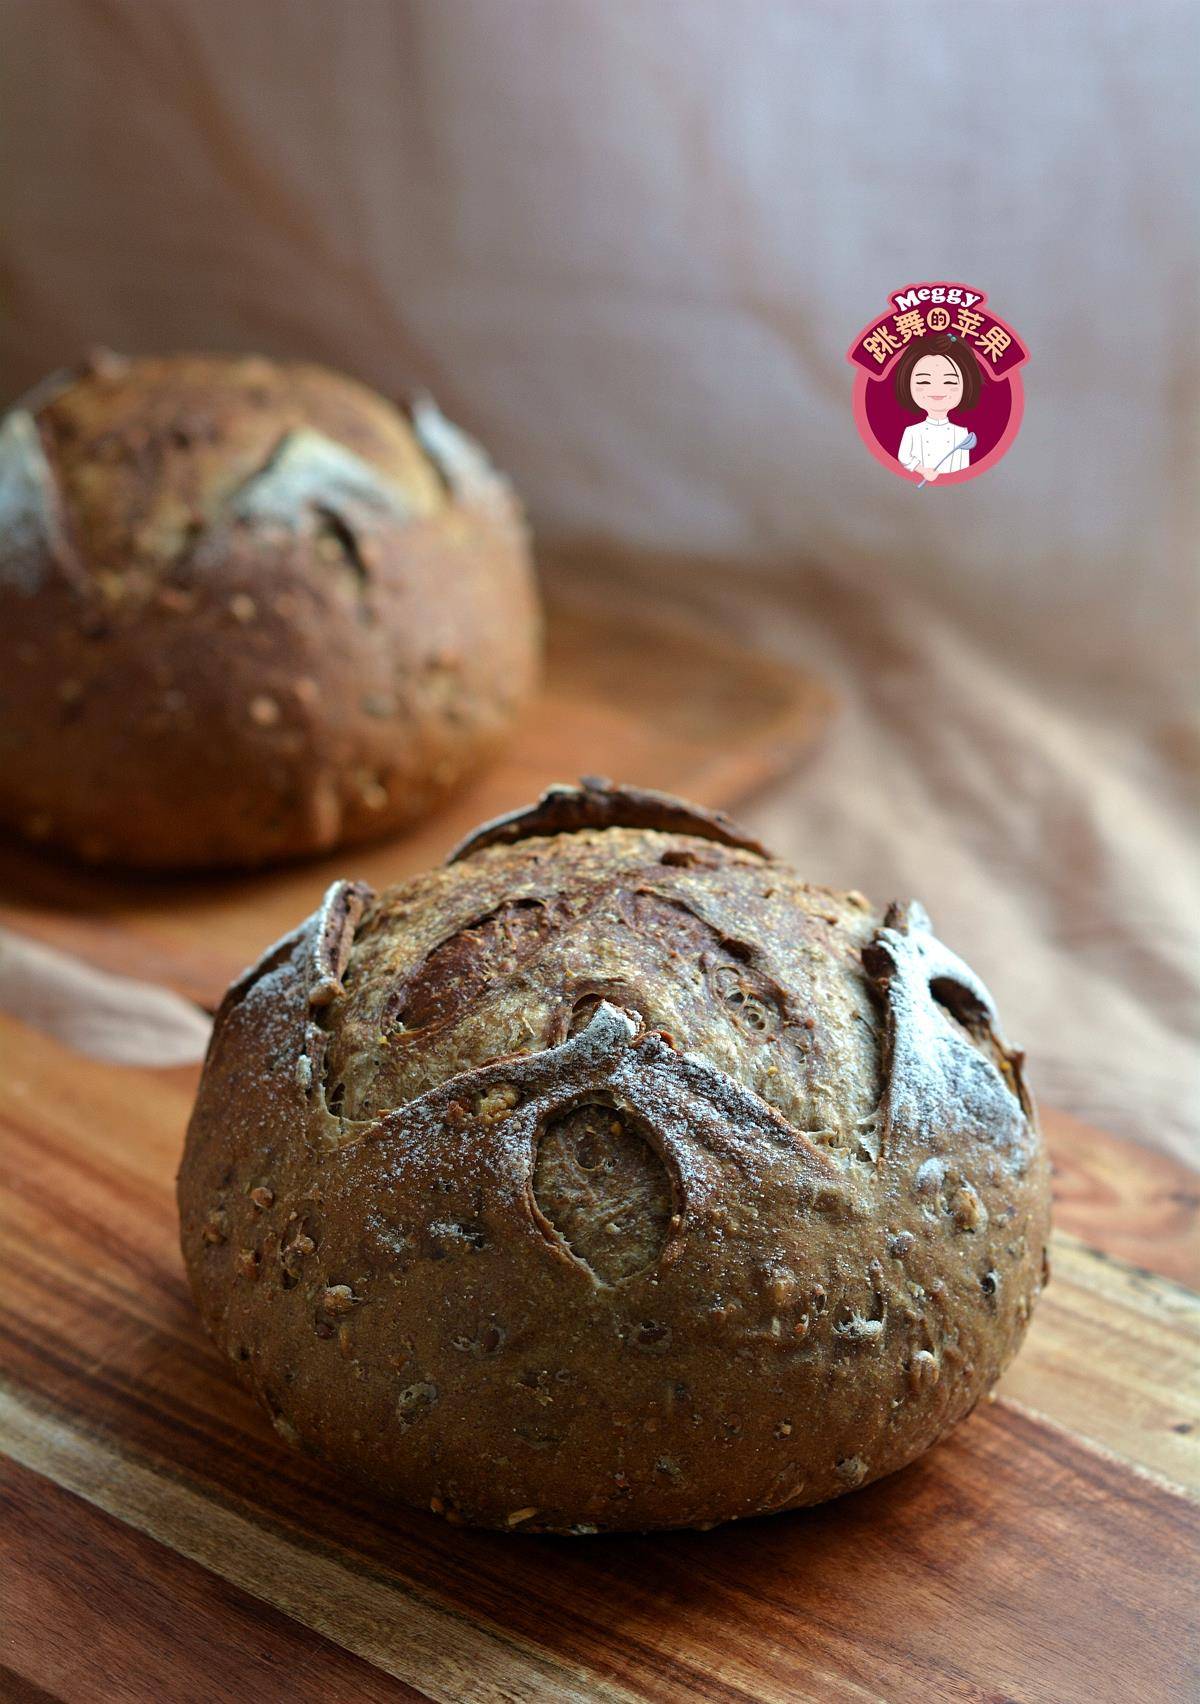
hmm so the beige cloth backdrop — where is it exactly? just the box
[1,1,1196,1158]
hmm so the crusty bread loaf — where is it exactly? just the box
[178,780,1051,1533]
[0,351,540,868]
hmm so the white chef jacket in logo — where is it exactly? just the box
[898,418,971,474]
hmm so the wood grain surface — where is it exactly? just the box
[0,596,1196,1703]
[1,1455,422,1704]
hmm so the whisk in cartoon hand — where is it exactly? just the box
[917,431,977,489]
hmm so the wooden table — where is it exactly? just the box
[2,589,1196,1703]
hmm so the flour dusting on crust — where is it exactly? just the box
[863,901,1033,1165]
[0,411,72,593]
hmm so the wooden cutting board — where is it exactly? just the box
[1,590,1196,1704]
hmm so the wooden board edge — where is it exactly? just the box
[993,1392,1200,1507]
[0,1380,642,1704]
[1,1454,429,1703]
[997,1229,1200,1496]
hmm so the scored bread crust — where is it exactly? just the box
[0,351,540,868]
[178,782,1051,1533]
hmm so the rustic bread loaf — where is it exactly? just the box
[178,780,1051,1533]
[0,351,539,868]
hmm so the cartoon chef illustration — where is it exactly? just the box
[893,331,982,481]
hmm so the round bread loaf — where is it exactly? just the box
[0,351,539,868]
[178,780,1051,1533]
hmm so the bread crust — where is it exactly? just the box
[0,352,540,868]
[178,783,1051,1532]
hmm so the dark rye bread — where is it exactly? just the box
[0,351,540,868]
[178,781,1051,1533]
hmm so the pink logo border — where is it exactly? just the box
[846,283,1027,486]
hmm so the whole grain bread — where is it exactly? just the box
[178,780,1051,1532]
[0,351,540,868]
